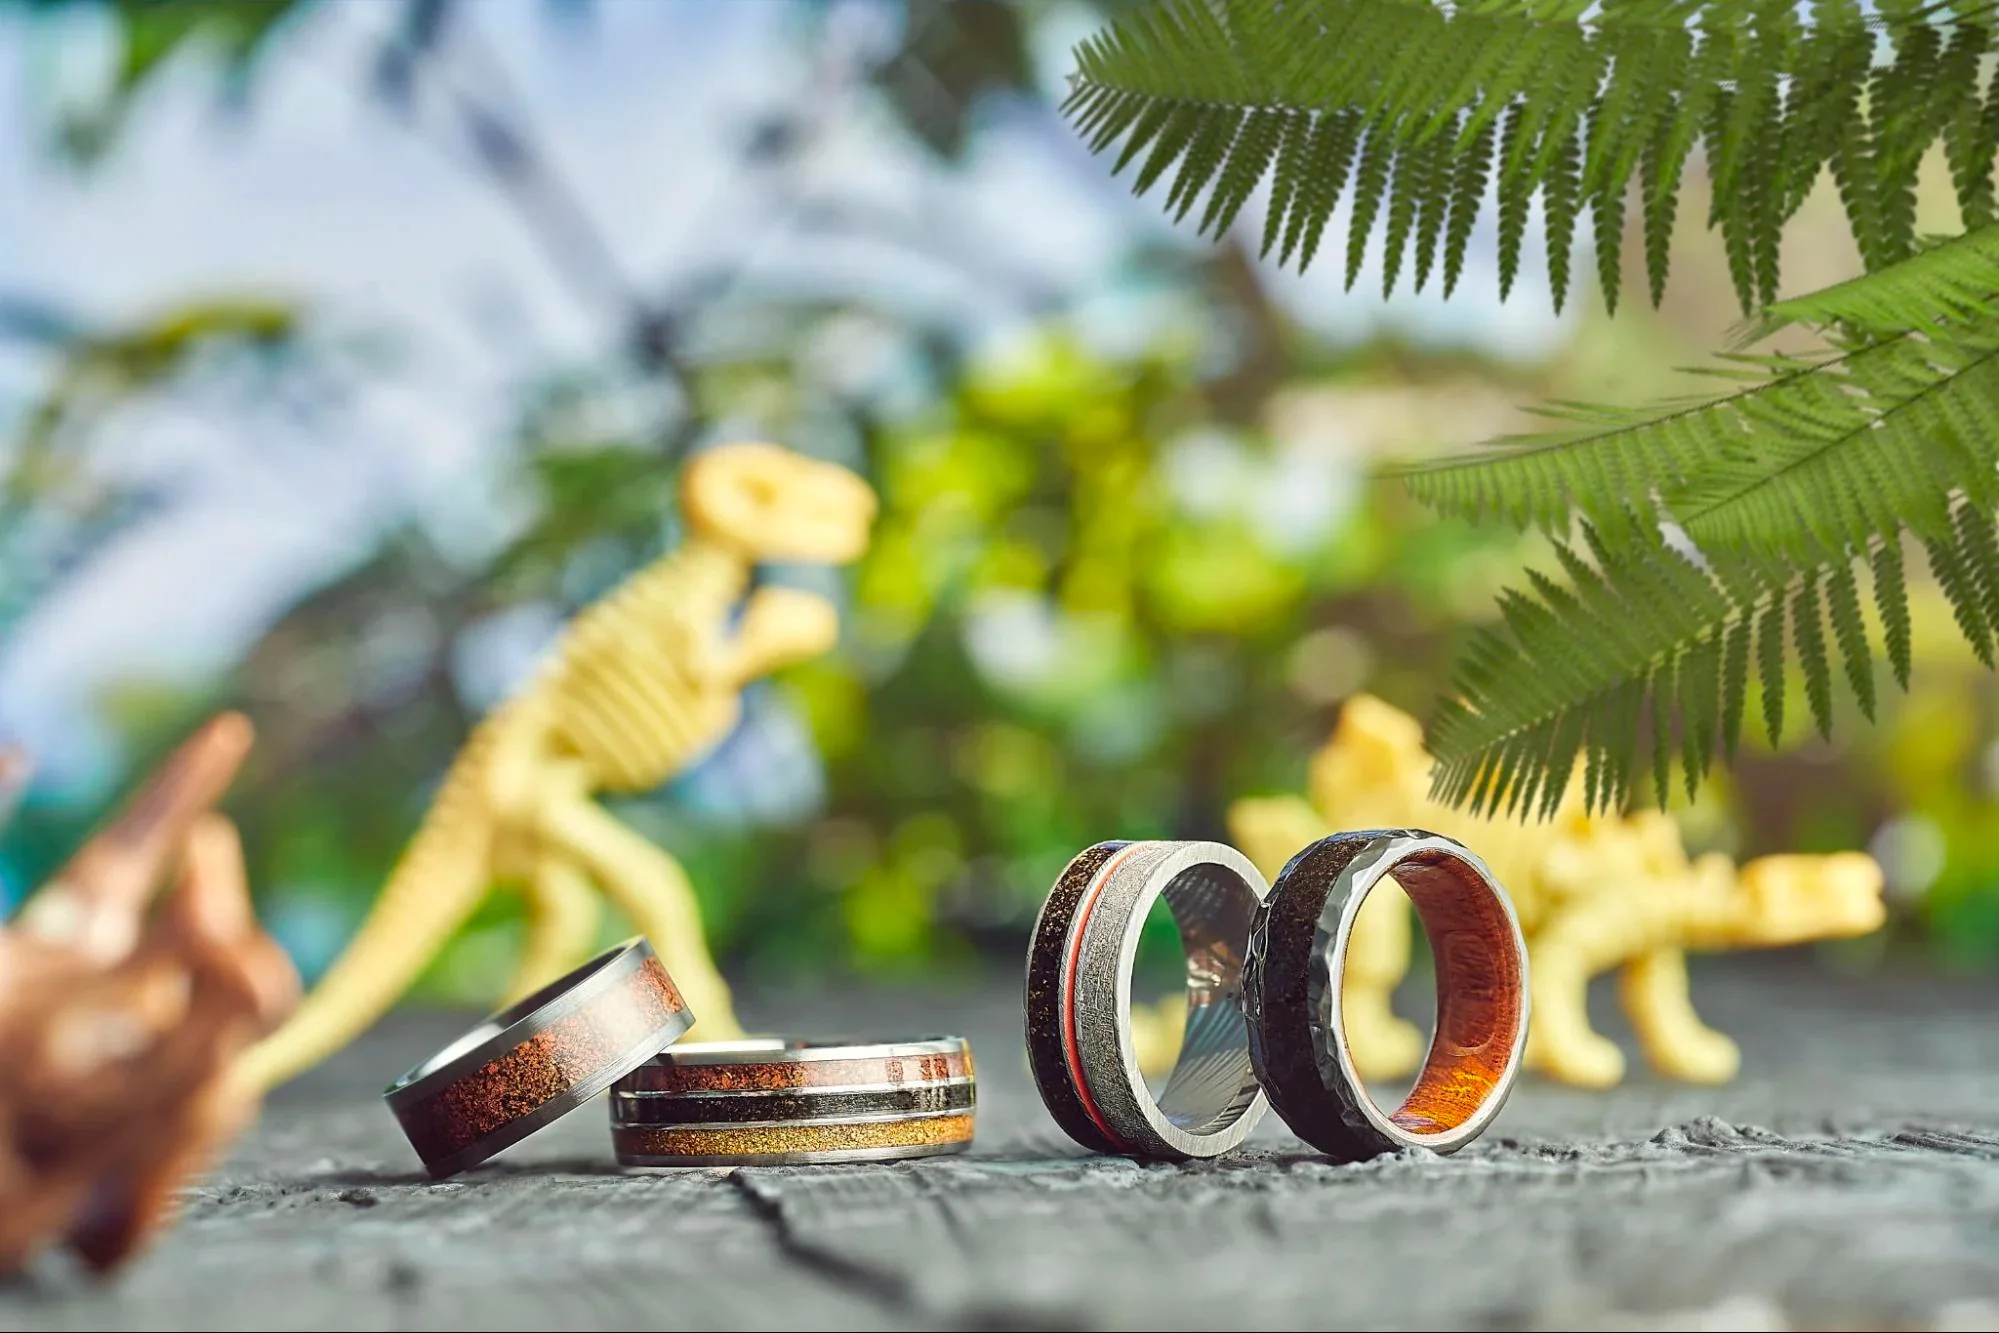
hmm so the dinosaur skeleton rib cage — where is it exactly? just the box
[549,659,725,794]
[545,549,750,794]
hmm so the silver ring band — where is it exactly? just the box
[1244,829,1529,1161]
[609,1036,976,1166]
[1026,840,1270,1159]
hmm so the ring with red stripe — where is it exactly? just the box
[1024,841,1270,1160]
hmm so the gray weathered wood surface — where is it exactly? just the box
[5,954,1999,1331]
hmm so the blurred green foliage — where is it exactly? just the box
[6,0,1999,1005]
[17,0,311,160]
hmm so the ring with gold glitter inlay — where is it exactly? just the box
[609,1036,976,1166]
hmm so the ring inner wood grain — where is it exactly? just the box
[1369,850,1523,1136]
[1157,862,1261,1135]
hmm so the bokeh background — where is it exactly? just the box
[1,0,1992,1009]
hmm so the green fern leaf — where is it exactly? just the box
[1128,102,1205,195]
[1165,106,1246,221]
[1830,82,1890,266]
[1870,13,1944,264]
[1649,652,1675,805]
[1744,1,1799,305]
[1582,93,1629,313]
[1925,527,1997,666]
[1935,17,1994,227]
[1591,177,1627,315]
[1404,237,1999,574]
[1956,499,1999,633]
[1774,4,1853,221]
[1383,135,1420,296]
[1412,115,1454,292]
[1638,112,1684,307]
[1544,118,1582,312]
[1071,0,1999,812]
[1260,110,1314,258]
[1755,590,1786,745]
[1679,632,1720,797]
[1428,519,1739,815]
[1873,535,1913,688]
[1496,102,1531,300]
[1443,115,1495,296]
[1069,0,1999,317]
[1202,106,1285,237]
[1825,556,1876,719]
[1348,122,1396,290]
[1719,610,1751,757]
[1703,85,1762,314]
[1740,221,1999,341]
[1289,110,1364,270]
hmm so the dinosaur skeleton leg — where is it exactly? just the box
[1619,947,1741,1084]
[1523,932,1628,1089]
[231,806,494,1096]
[503,849,602,1006]
[534,789,744,1041]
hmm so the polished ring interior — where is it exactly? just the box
[385,937,692,1179]
[1025,840,1269,1160]
[610,1036,976,1166]
[1244,829,1528,1162]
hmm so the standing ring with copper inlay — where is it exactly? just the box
[384,937,692,1179]
[1244,829,1528,1162]
[1026,840,1271,1160]
[609,1037,976,1166]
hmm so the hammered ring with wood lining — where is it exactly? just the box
[1245,829,1529,1162]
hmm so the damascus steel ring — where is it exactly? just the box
[609,1037,976,1165]
[1244,829,1528,1162]
[385,937,692,1179]
[1026,840,1270,1159]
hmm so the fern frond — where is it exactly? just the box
[1401,232,1999,567]
[1350,121,1397,290]
[1425,502,1999,814]
[1496,101,1532,298]
[1443,114,1496,295]
[1067,0,1999,316]
[1739,221,1999,340]
[1873,535,1913,686]
[1400,218,1999,809]
[1754,588,1786,744]
[1545,112,1583,311]
[1825,557,1876,720]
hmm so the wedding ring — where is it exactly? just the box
[1245,829,1528,1161]
[1026,840,1270,1159]
[610,1037,976,1165]
[385,938,692,1179]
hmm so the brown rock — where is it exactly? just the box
[0,714,298,1276]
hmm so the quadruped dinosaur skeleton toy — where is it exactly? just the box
[1200,694,1886,1089]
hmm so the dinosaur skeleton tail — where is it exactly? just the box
[230,726,503,1096]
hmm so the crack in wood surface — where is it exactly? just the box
[728,1169,918,1316]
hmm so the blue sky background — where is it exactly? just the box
[0,0,1570,800]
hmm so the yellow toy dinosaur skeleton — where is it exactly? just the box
[1138,694,1886,1089]
[232,443,877,1095]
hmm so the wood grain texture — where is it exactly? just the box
[6,955,1999,1331]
